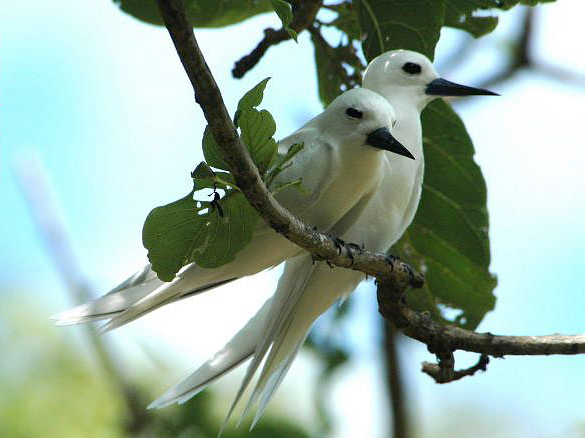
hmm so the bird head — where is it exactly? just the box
[324,88,415,160]
[362,49,497,111]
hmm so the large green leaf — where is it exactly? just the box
[354,0,445,61]
[444,0,556,38]
[113,0,272,28]
[397,100,497,329]
[142,191,259,281]
[355,0,496,329]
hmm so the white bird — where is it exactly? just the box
[149,50,497,428]
[52,87,413,331]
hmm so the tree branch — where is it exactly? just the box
[154,0,422,288]
[377,277,585,381]
[232,0,323,78]
[474,8,585,92]
[421,354,489,384]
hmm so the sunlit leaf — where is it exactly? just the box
[239,108,278,174]
[236,77,271,125]
[202,126,229,171]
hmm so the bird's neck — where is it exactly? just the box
[364,85,425,161]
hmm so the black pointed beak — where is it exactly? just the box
[366,127,415,160]
[426,77,499,97]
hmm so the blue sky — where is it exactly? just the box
[1,1,584,437]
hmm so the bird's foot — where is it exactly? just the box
[401,262,416,284]
[384,254,398,271]
[345,242,363,266]
[331,236,346,255]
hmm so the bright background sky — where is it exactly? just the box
[1,1,584,437]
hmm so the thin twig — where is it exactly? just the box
[232,0,323,78]
[308,25,362,88]
[475,8,585,91]
[422,354,489,384]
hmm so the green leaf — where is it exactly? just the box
[142,191,205,282]
[238,108,278,174]
[191,192,259,268]
[113,0,273,28]
[354,0,445,61]
[191,162,237,190]
[191,161,215,179]
[236,77,271,125]
[269,0,298,41]
[444,0,556,38]
[394,100,497,330]
[311,33,344,106]
[202,126,229,171]
[142,190,259,281]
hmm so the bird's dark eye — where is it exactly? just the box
[346,107,363,119]
[402,62,421,75]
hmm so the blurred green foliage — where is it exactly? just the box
[0,297,309,437]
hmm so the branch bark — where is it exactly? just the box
[154,0,585,388]
[421,354,489,384]
[377,277,585,357]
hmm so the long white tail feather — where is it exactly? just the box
[52,279,162,325]
[240,257,365,428]
[90,228,302,332]
[100,276,189,332]
[249,339,305,431]
[108,264,158,294]
[148,298,273,409]
[219,255,314,432]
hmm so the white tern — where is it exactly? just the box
[147,50,497,428]
[53,87,413,331]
